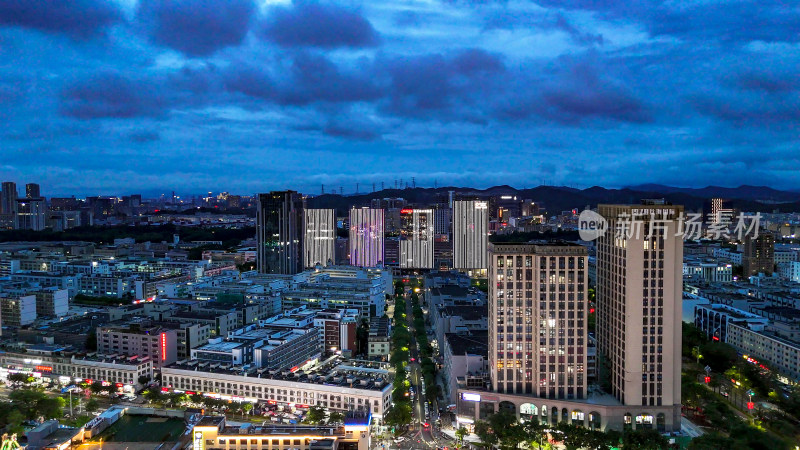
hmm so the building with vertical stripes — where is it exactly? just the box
[488,242,588,399]
[399,209,434,269]
[596,202,682,415]
[303,208,335,268]
[257,191,305,275]
[453,200,489,270]
[349,208,384,267]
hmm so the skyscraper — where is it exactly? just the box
[399,208,434,268]
[1,182,18,229]
[349,208,384,267]
[25,183,40,199]
[256,191,305,275]
[596,202,682,415]
[303,208,336,268]
[453,200,489,270]
[488,242,588,399]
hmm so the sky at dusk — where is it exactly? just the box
[1,0,799,196]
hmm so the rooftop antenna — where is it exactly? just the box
[321,184,324,195]
[412,177,416,189]
[381,182,385,191]
[340,186,343,195]
[356,183,359,194]
[372,183,376,193]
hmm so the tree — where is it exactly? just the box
[523,420,546,449]
[138,375,151,385]
[86,399,100,413]
[305,406,326,424]
[455,426,469,447]
[622,428,669,449]
[328,411,345,425]
[242,403,253,415]
[687,432,733,449]
[7,372,32,387]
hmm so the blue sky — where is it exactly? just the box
[1,0,798,196]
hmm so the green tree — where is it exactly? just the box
[622,428,669,449]
[86,399,100,413]
[305,406,326,424]
[455,426,469,447]
[328,411,345,424]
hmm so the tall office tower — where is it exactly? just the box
[1,182,17,214]
[488,242,588,398]
[349,208,384,267]
[453,200,489,270]
[25,183,40,199]
[1,182,18,229]
[303,208,336,268]
[256,191,306,274]
[596,202,683,412]
[399,208,434,268]
[743,233,775,276]
[16,198,47,231]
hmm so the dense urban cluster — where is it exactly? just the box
[0,183,799,450]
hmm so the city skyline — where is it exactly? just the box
[1,1,799,194]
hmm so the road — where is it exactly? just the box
[401,288,454,450]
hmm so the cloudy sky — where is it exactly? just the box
[1,0,798,196]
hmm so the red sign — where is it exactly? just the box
[161,333,167,361]
[704,376,710,383]
[747,402,755,410]
[400,208,414,214]
[35,365,53,372]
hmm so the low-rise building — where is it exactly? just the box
[367,317,390,360]
[162,359,392,418]
[1,294,36,327]
[191,416,371,450]
[97,321,178,369]
[0,346,153,387]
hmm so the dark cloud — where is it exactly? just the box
[226,52,382,106]
[0,0,122,38]
[138,0,256,56]
[322,123,380,141]
[129,131,160,143]
[731,70,800,94]
[59,71,169,119]
[691,94,800,127]
[483,11,603,46]
[533,0,800,43]
[262,3,380,48]
[498,55,650,124]
[380,49,504,120]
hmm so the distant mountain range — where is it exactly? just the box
[308,184,800,216]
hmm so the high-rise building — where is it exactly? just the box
[349,208,384,267]
[596,202,682,414]
[25,183,40,199]
[1,182,18,229]
[453,200,489,270]
[16,197,47,231]
[400,208,434,268]
[303,208,336,268]
[256,191,305,275]
[743,233,775,276]
[488,242,588,399]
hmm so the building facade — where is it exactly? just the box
[399,209,434,269]
[453,201,489,270]
[257,191,306,275]
[303,209,336,268]
[488,242,588,399]
[349,208,384,267]
[596,203,682,414]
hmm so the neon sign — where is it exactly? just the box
[161,333,167,361]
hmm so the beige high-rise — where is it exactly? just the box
[596,203,683,409]
[488,242,588,399]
